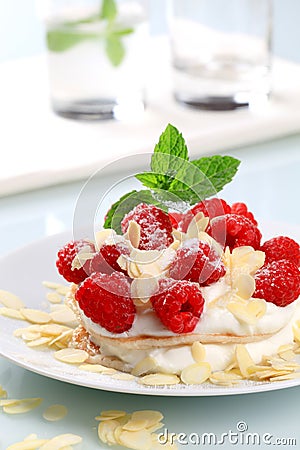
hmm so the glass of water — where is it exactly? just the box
[41,0,148,120]
[168,0,273,111]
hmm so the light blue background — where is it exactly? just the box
[1,0,300,62]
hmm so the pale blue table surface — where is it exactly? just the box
[0,133,300,449]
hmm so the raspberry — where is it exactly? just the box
[121,203,173,251]
[253,259,300,307]
[180,198,231,232]
[75,272,135,333]
[231,202,258,226]
[168,211,184,229]
[56,240,95,284]
[169,239,226,286]
[150,278,205,334]
[261,236,300,267]
[89,243,129,275]
[208,214,262,250]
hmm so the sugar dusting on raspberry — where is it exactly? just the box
[261,236,300,267]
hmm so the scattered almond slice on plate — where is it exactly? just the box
[0,289,25,309]
[43,404,68,421]
[54,348,89,364]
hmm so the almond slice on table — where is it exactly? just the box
[96,410,127,421]
[7,438,49,449]
[98,420,119,446]
[0,290,24,309]
[1,397,42,414]
[39,434,82,450]
[180,362,211,385]
[118,429,153,450]
[131,410,164,428]
[43,404,68,421]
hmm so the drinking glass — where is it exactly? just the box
[41,0,148,120]
[168,0,273,110]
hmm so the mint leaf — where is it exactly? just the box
[104,190,166,233]
[100,0,117,21]
[169,155,240,203]
[105,35,125,66]
[47,29,94,52]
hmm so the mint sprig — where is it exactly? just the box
[104,124,240,232]
[46,0,134,67]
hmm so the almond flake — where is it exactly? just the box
[43,404,68,421]
[27,337,52,347]
[40,434,82,450]
[21,331,42,341]
[46,292,62,304]
[43,281,62,289]
[181,362,211,385]
[0,385,7,398]
[0,290,24,309]
[98,420,118,445]
[54,348,89,364]
[79,364,116,374]
[2,398,42,414]
[139,373,180,386]
[95,229,116,250]
[232,274,255,299]
[123,418,148,431]
[111,373,135,381]
[209,371,242,385]
[131,410,164,428]
[0,307,25,320]
[235,344,254,378]
[131,357,157,376]
[40,324,71,336]
[127,221,141,248]
[49,306,78,327]
[131,277,158,304]
[20,309,51,324]
[6,438,49,449]
[118,429,153,450]
[270,372,300,382]
[191,342,206,363]
[96,410,127,421]
[55,286,69,296]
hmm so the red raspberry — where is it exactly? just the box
[253,259,300,307]
[150,278,205,334]
[208,214,262,250]
[261,236,300,267]
[168,211,184,229]
[89,243,129,275]
[56,240,95,284]
[231,202,258,226]
[180,198,231,232]
[121,203,173,251]
[169,239,226,286]
[75,272,135,333]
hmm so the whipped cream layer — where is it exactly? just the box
[79,278,298,339]
[94,322,295,374]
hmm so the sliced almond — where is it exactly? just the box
[40,434,82,450]
[43,404,68,421]
[118,429,153,450]
[46,292,62,304]
[95,229,116,249]
[98,420,118,445]
[0,290,24,309]
[131,357,158,377]
[27,337,52,347]
[232,274,255,299]
[6,438,49,449]
[138,373,180,386]
[21,331,42,341]
[131,277,158,304]
[54,348,89,364]
[191,342,206,363]
[20,309,51,324]
[181,362,211,385]
[131,410,164,428]
[2,398,42,414]
[43,281,62,290]
[96,410,127,421]
[122,419,148,431]
[55,286,69,296]
[49,306,78,327]
[0,307,25,320]
[127,221,141,249]
[293,325,300,343]
[209,371,242,385]
[235,345,255,378]
[79,364,116,374]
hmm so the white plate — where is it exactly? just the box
[0,222,300,396]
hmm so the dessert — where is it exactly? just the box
[56,125,300,385]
